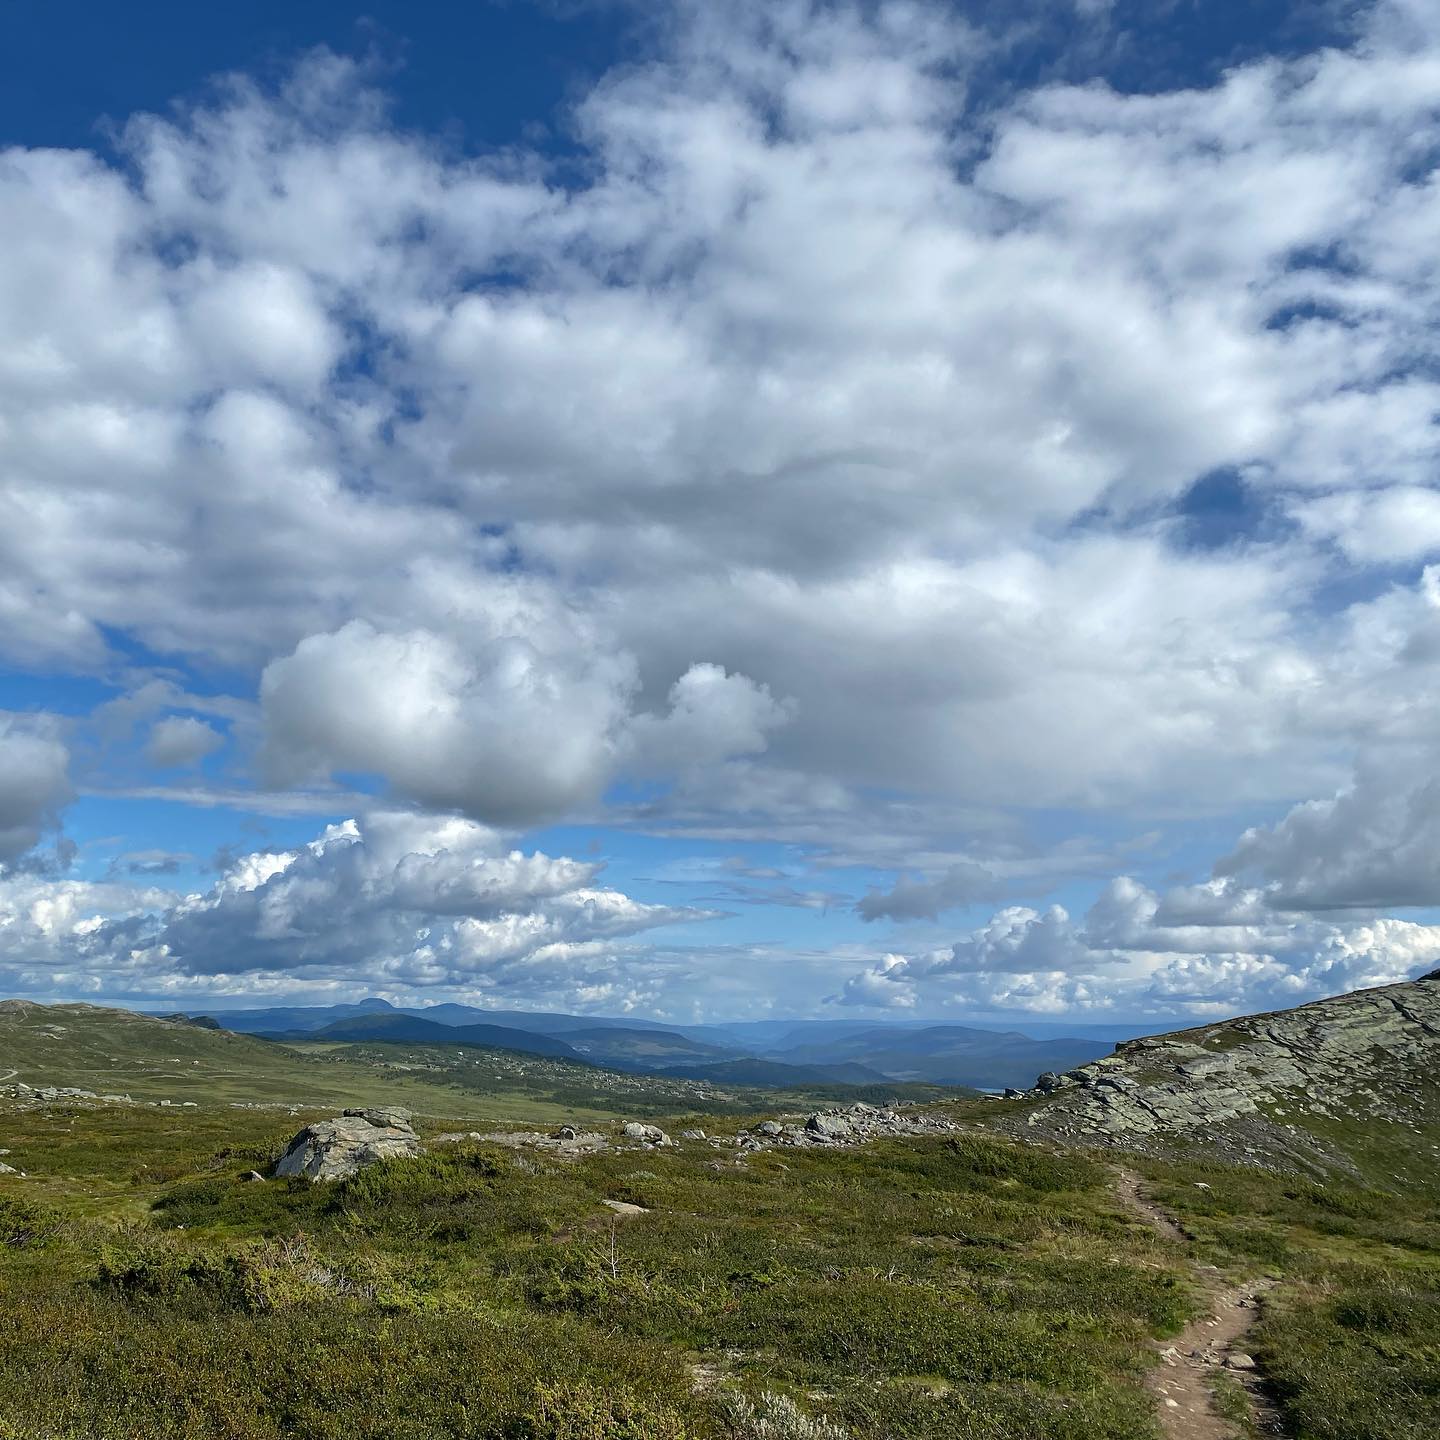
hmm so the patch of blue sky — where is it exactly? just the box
[63,790,346,891]
[1174,467,1297,552]
[0,669,113,717]
[1,2,1358,168]
[0,0,628,154]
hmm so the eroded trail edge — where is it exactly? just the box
[1114,1168,1289,1440]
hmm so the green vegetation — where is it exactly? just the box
[0,1002,964,1132]
[311,1038,967,1120]
[0,1100,1184,1440]
[6,1000,1440,1439]
[1132,1148,1440,1440]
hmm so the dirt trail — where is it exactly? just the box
[1114,1168,1288,1440]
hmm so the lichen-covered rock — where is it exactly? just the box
[622,1122,674,1147]
[274,1107,421,1182]
[1007,970,1440,1161]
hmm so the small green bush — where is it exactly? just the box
[510,1383,691,1439]
[0,1195,64,1250]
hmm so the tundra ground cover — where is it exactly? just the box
[0,1102,1184,1440]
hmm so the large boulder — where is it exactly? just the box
[274,1106,421,1182]
[621,1121,674,1147]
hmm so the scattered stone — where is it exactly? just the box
[1226,1353,1257,1371]
[601,1199,649,1216]
[680,1128,707,1140]
[708,1103,963,1154]
[238,1170,265,1183]
[459,1128,607,1156]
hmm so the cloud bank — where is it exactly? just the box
[2,1,1440,1015]
[0,813,712,1008]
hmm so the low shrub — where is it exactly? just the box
[510,1383,692,1439]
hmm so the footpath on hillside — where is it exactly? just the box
[1114,1168,1289,1440]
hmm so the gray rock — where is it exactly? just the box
[621,1122,673,1147]
[1226,1353,1257,1371]
[275,1109,422,1182]
[601,1199,649,1216]
[342,1105,412,1129]
[680,1128,707,1140]
[805,1113,854,1139]
[1008,970,1440,1160]
[238,1170,265,1183]
[753,1120,783,1137]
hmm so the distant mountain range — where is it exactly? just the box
[179,997,1117,1090]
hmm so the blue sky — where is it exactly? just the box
[2,0,1440,1023]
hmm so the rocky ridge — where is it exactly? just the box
[999,969,1440,1167]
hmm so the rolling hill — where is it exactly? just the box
[559,1026,737,1068]
[201,999,1115,1089]
[653,1057,889,1086]
[767,1023,1110,1088]
[201,998,680,1038]
[289,1013,589,1062]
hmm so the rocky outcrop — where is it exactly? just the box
[274,1106,422,1181]
[621,1121,674,1147]
[2,1082,136,1105]
[736,1102,960,1150]
[1003,970,1440,1162]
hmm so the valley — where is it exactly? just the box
[206,997,1117,1091]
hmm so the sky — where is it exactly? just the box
[2,0,1440,1026]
